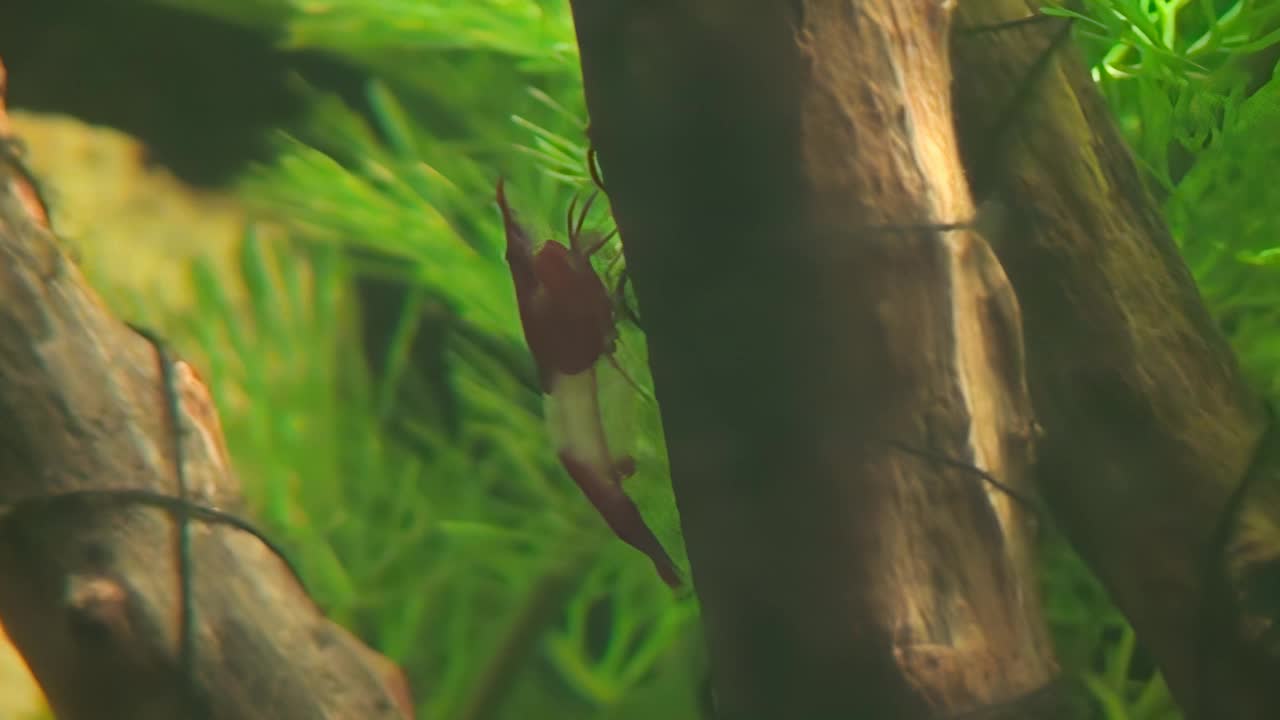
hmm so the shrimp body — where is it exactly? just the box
[497,179,681,587]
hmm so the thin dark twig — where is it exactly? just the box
[957,14,1057,36]
[128,324,206,717]
[79,326,303,716]
[0,488,307,589]
[863,220,976,234]
[963,16,1077,195]
[988,18,1074,149]
[886,440,1046,518]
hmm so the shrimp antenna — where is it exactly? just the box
[574,191,599,239]
[588,146,608,192]
[583,228,617,259]
[613,269,644,330]
[568,191,605,255]
[606,352,656,405]
[565,193,579,247]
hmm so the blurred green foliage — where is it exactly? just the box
[90,0,1280,718]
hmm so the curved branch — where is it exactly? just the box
[0,60,413,720]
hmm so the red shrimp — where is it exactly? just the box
[496,179,680,588]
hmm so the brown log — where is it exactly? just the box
[0,58,413,720]
[570,2,1066,718]
[950,2,1279,718]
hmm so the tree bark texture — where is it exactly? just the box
[571,2,1064,718]
[0,61,413,720]
[951,2,1280,718]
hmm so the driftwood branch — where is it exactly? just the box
[571,2,1065,717]
[951,2,1279,718]
[0,60,412,720]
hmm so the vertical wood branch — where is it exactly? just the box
[570,1,1062,717]
[951,2,1280,717]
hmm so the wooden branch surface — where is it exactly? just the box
[571,1,1064,717]
[0,60,412,720]
[951,1,1279,717]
